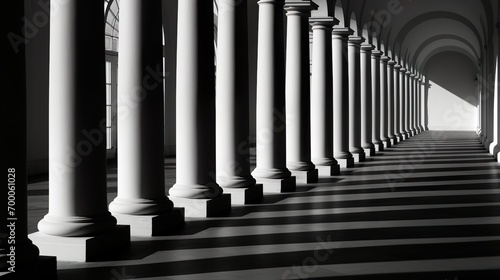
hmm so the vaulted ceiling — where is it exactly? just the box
[312,0,498,74]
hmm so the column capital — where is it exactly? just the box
[399,67,407,72]
[348,36,365,46]
[309,17,339,29]
[410,73,416,78]
[387,60,396,66]
[418,78,423,82]
[380,56,390,62]
[405,70,412,76]
[284,0,318,15]
[332,27,354,37]
[361,43,374,52]
[371,49,383,57]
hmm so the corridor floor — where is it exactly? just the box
[27,131,500,279]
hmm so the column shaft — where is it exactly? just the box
[251,0,295,191]
[348,36,365,161]
[110,0,174,215]
[310,19,340,175]
[215,0,256,189]
[39,0,117,237]
[170,0,222,198]
[410,73,417,135]
[380,56,390,147]
[371,49,383,152]
[2,0,40,264]
[399,67,407,139]
[387,61,397,144]
[360,43,375,156]
[405,71,412,137]
[332,28,354,168]
[394,65,402,141]
[285,3,317,180]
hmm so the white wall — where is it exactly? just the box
[425,51,478,131]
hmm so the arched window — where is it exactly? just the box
[105,0,119,52]
[104,0,119,157]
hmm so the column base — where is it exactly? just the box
[222,184,263,205]
[390,137,398,145]
[383,140,391,149]
[374,143,384,152]
[316,164,340,176]
[112,208,185,236]
[291,169,319,184]
[337,158,355,168]
[352,152,366,162]
[168,194,231,217]
[363,147,375,157]
[255,176,296,193]
[403,132,410,140]
[29,225,130,262]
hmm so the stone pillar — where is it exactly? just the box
[169,0,231,217]
[2,2,56,276]
[394,64,403,142]
[31,0,130,261]
[360,43,375,156]
[387,60,397,145]
[215,0,263,204]
[285,1,319,184]
[332,28,355,168]
[310,17,340,176]
[409,73,417,136]
[424,77,430,131]
[405,70,412,137]
[348,36,365,161]
[251,0,296,192]
[380,56,391,148]
[371,49,383,152]
[417,76,424,132]
[491,55,500,158]
[108,0,184,234]
[399,66,408,140]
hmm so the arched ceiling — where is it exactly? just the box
[314,0,499,74]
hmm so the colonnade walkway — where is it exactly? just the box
[27,131,500,279]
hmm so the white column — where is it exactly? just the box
[251,0,296,192]
[332,28,355,168]
[360,43,375,156]
[380,56,391,148]
[417,76,424,132]
[348,36,366,161]
[399,66,408,139]
[310,18,340,176]
[407,73,414,136]
[394,64,403,142]
[405,70,412,137]
[424,77,430,131]
[479,63,487,142]
[371,49,383,152]
[32,0,129,261]
[108,0,184,235]
[285,1,318,184]
[3,2,55,275]
[169,0,231,217]
[490,55,500,158]
[387,60,397,145]
[215,0,263,204]
[410,73,417,136]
